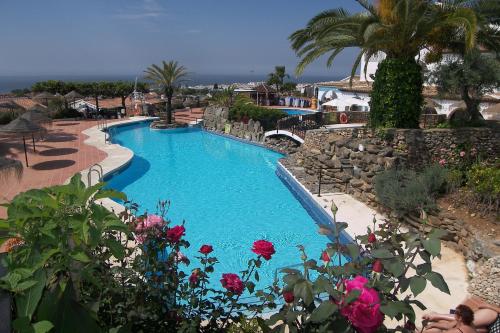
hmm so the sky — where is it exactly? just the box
[0,0,364,79]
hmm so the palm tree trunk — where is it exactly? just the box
[167,96,172,124]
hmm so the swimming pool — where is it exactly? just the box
[281,108,317,116]
[106,122,347,290]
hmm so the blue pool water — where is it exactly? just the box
[106,122,344,290]
[281,108,317,116]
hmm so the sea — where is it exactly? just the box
[0,74,342,93]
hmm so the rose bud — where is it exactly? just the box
[283,291,295,303]
[372,259,383,273]
[368,233,376,243]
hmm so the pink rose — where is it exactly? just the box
[341,276,383,333]
[144,214,165,228]
[439,159,446,166]
[459,151,466,157]
[134,214,165,243]
[321,251,331,263]
[220,273,244,295]
[372,260,383,273]
[251,240,275,260]
[166,225,185,243]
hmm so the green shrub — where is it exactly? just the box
[229,95,286,130]
[52,108,81,119]
[467,163,500,200]
[446,168,464,192]
[374,165,448,216]
[0,110,20,124]
[369,58,423,129]
[419,164,448,196]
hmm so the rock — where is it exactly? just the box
[366,144,381,154]
[350,179,364,188]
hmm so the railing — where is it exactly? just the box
[87,163,103,186]
[276,112,324,139]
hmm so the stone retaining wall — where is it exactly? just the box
[283,125,499,259]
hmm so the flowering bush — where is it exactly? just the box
[0,175,450,332]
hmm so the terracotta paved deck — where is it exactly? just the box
[0,119,118,218]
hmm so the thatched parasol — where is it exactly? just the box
[64,90,83,100]
[0,118,41,167]
[64,90,83,109]
[0,157,23,182]
[34,92,55,106]
[20,110,51,124]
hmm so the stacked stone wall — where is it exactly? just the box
[203,105,265,143]
[283,126,499,259]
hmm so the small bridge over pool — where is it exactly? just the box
[264,112,324,143]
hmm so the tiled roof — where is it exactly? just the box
[0,97,45,110]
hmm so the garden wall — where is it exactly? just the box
[203,105,265,143]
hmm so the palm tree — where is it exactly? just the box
[267,66,289,97]
[144,61,188,124]
[290,0,478,128]
[209,85,236,107]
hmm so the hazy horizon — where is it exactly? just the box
[0,0,363,78]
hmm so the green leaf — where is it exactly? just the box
[254,270,259,282]
[293,279,314,306]
[344,289,360,305]
[386,259,405,277]
[70,252,90,263]
[371,248,394,259]
[425,272,450,294]
[94,189,127,202]
[428,228,448,240]
[105,239,125,260]
[381,301,413,319]
[345,243,360,260]
[422,238,441,257]
[14,280,38,292]
[13,316,34,333]
[310,301,338,323]
[409,276,427,296]
[33,321,54,333]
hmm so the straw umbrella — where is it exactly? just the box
[20,109,51,124]
[64,90,83,109]
[34,92,55,106]
[0,157,23,182]
[0,118,41,167]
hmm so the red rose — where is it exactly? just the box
[166,225,185,243]
[220,273,244,295]
[372,259,383,273]
[321,250,331,263]
[199,244,213,255]
[368,233,376,243]
[251,240,275,260]
[189,271,199,285]
[283,291,295,303]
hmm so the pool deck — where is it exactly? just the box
[1,116,470,325]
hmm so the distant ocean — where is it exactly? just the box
[0,74,343,93]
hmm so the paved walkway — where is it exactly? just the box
[0,119,117,218]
